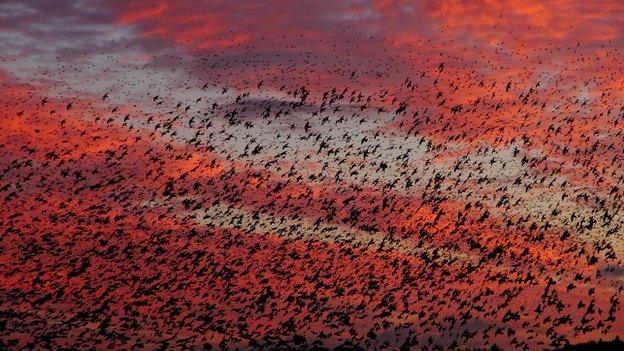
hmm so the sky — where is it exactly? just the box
[1,1,624,350]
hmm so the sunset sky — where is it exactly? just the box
[1,1,623,350]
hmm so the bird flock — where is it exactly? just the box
[1,18,624,351]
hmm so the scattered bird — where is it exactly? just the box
[0,17,622,351]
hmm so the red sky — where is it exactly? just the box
[1,1,623,350]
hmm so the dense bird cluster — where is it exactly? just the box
[1,31,623,350]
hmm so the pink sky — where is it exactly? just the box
[1,1,623,349]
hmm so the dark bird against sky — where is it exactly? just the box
[0,1,623,350]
